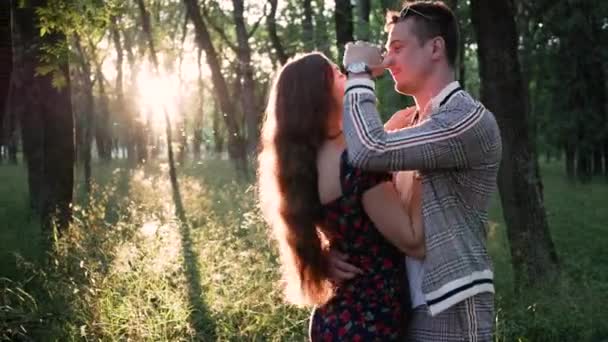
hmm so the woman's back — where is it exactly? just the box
[311,142,407,341]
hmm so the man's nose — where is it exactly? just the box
[383,55,395,68]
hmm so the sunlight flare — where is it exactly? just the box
[136,63,180,127]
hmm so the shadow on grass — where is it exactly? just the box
[170,175,218,340]
[1,163,140,340]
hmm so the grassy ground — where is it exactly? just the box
[0,159,606,341]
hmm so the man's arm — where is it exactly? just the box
[343,78,494,172]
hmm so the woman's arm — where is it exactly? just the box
[362,182,425,259]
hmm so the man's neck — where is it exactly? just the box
[414,71,456,117]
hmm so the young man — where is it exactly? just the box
[335,1,502,340]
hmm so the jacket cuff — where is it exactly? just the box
[345,78,375,96]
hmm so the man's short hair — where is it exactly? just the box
[385,1,459,67]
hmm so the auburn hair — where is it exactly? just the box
[258,53,339,305]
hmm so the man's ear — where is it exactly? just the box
[431,37,446,61]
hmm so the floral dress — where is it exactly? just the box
[309,150,408,341]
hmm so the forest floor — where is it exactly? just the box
[1,158,607,341]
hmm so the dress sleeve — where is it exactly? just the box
[340,150,392,197]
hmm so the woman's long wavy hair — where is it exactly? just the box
[258,53,339,306]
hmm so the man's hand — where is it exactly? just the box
[384,106,417,131]
[343,41,384,77]
[328,249,363,283]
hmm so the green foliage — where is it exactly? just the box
[515,0,608,161]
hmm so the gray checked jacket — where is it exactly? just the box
[342,78,502,316]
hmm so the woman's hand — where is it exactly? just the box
[327,248,364,283]
[384,106,417,131]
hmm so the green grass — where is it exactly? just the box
[1,159,607,341]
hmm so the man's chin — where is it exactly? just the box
[394,83,412,96]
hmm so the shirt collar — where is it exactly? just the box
[421,81,462,115]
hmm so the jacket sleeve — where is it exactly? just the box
[342,78,498,172]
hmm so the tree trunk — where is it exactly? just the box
[13,3,41,213]
[458,13,466,90]
[356,0,371,41]
[590,27,606,178]
[7,125,17,163]
[192,48,204,159]
[334,0,354,61]
[576,149,592,183]
[442,1,465,87]
[470,0,559,288]
[233,0,258,156]
[14,1,74,232]
[593,148,603,176]
[4,74,18,165]
[122,29,148,164]
[74,35,94,195]
[94,66,112,161]
[604,141,608,178]
[136,0,182,198]
[302,0,314,51]
[459,43,466,89]
[111,15,133,163]
[184,0,247,175]
[565,144,575,180]
[266,0,288,65]
[314,0,332,59]
[0,0,11,151]
[212,99,224,154]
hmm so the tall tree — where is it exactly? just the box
[136,0,182,199]
[13,0,75,232]
[192,47,204,159]
[91,51,112,161]
[73,34,95,194]
[266,0,288,65]
[334,0,354,61]
[232,0,259,154]
[356,0,371,41]
[313,0,332,58]
[110,14,135,163]
[3,80,18,164]
[470,0,559,287]
[122,24,148,164]
[303,0,315,51]
[442,0,468,89]
[0,0,11,157]
[183,0,247,175]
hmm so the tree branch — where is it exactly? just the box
[201,2,238,52]
[247,3,269,38]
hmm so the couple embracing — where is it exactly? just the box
[258,1,502,341]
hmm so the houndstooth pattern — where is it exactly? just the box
[342,79,502,316]
[407,292,495,342]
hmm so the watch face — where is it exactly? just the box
[347,62,367,74]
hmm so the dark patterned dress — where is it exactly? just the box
[309,150,408,341]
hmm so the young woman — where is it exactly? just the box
[258,52,424,340]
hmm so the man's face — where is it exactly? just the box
[384,19,434,95]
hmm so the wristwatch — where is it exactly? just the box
[345,62,371,76]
